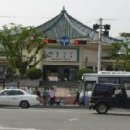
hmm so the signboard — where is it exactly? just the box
[45,48,78,61]
[60,36,70,47]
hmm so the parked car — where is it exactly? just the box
[89,83,130,114]
[0,88,40,108]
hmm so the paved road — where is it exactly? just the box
[0,107,130,130]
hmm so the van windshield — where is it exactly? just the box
[92,84,115,97]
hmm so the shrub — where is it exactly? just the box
[76,68,94,80]
[26,68,42,79]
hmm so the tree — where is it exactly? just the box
[0,23,47,87]
[6,64,16,81]
[111,33,130,71]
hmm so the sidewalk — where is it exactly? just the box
[35,104,89,109]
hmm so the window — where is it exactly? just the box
[8,90,24,95]
[99,77,119,84]
[0,90,10,96]
[17,90,24,95]
[93,84,115,96]
[9,90,18,95]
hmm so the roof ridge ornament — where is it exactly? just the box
[62,6,66,13]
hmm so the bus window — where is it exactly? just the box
[99,77,119,84]
[119,77,130,84]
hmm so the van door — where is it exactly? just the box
[113,88,127,108]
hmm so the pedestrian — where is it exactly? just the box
[59,97,64,107]
[25,86,33,95]
[42,87,49,106]
[49,87,56,106]
[35,87,41,102]
[73,90,80,105]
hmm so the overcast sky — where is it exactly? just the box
[0,0,130,37]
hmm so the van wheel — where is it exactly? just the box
[96,103,108,114]
[20,101,30,108]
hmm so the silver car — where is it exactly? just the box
[0,88,40,108]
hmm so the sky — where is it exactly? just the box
[0,0,130,37]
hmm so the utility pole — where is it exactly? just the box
[97,18,103,73]
[93,18,110,73]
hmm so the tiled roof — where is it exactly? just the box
[36,8,121,43]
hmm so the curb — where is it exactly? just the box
[33,104,89,109]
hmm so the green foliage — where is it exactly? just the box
[111,42,122,59]
[6,65,16,80]
[76,68,94,80]
[120,33,130,37]
[111,33,130,71]
[0,23,47,78]
[26,68,42,79]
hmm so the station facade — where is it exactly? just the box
[0,8,120,84]
[35,8,120,82]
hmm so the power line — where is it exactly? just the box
[0,16,52,19]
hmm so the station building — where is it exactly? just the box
[35,8,120,82]
[0,8,121,88]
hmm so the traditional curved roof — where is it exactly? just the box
[36,8,121,43]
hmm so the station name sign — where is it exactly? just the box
[45,48,78,62]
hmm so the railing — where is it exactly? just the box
[39,81,80,88]
[101,56,112,59]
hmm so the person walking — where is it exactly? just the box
[49,87,56,106]
[73,90,80,105]
[42,87,49,106]
[35,87,41,103]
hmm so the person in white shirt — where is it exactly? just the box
[26,86,33,95]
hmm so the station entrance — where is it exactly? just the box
[43,65,78,81]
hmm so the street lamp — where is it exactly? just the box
[85,56,88,68]
[93,18,110,72]
[2,69,7,89]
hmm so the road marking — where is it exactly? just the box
[0,125,41,130]
[57,129,73,130]
[68,118,78,121]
